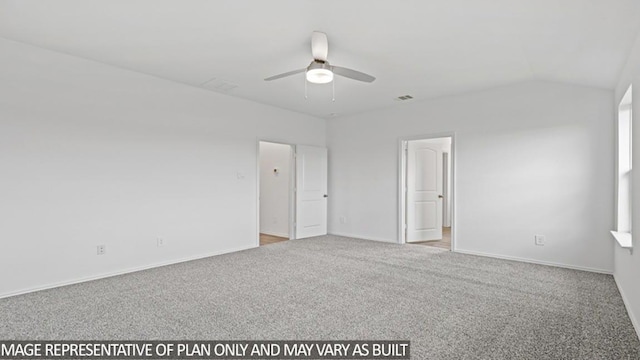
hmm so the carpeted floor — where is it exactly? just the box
[1,235,639,359]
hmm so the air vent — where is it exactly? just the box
[396,95,414,101]
[201,78,239,93]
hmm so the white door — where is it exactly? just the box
[295,145,328,239]
[406,141,443,241]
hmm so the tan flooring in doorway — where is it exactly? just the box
[260,233,288,246]
[412,227,451,250]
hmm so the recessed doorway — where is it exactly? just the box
[399,135,455,250]
[258,141,294,246]
[257,141,329,246]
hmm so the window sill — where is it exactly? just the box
[611,231,633,249]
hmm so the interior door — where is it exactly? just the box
[295,145,328,239]
[406,140,443,242]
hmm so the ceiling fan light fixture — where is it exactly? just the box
[306,68,333,84]
[264,32,375,85]
[305,61,334,84]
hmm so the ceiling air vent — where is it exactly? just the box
[396,95,414,101]
[201,78,239,93]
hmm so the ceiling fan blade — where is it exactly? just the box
[311,31,328,61]
[264,68,306,81]
[331,66,376,83]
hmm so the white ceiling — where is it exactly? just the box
[1,0,639,118]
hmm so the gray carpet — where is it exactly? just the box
[1,235,639,359]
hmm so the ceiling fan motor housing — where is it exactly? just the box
[307,60,330,71]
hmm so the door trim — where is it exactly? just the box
[398,132,456,251]
[257,139,296,248]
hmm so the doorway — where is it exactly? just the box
[399,135,454,250]
[258,141,329,246]
[258,141,294,246]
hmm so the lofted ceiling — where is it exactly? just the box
[1,0,639,118]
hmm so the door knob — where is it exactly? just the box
[323,194,328,198]
[438,195,444,198]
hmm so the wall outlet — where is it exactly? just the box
[339,216,347,224]
[97,245,106,255]
[157,238,164,247]
[534,235,545,246]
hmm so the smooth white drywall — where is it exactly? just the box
[0,38,325,297]
[613,30,640,339]
[259,142,291,238]
[328,80,614,273]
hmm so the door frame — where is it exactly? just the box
[398,132,456,250]
[256,139,297,247]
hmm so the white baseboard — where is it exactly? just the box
[259,230,289,238]
[328,231,396,243]
[0,244,255,300]
[454,248,613,274]
[329,233,611,274]
[614,274,640,341]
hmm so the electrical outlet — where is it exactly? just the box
[535,235,545,246]
[157,238,164,247]
[97,245,106,255]
[339,216,347,224]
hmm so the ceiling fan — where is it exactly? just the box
[264,31,376,85]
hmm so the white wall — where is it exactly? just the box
[0,34,623,304]
[613,30,640,339]
[259,142,291,238]
[0,38,325,297]
[328,80,614,273]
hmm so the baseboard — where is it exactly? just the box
[454,249,613,274]
[328,231,396,243]
[0,244,255,300]
[328,234,612,274]
[260,230,289,238]
[614,274,640,341]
